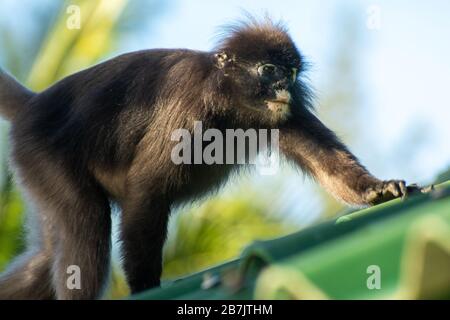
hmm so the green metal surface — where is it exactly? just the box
[132,181,450,300]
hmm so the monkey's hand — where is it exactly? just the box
[363,180,432,206]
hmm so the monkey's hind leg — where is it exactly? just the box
[10,153,112,299]
[0,250,55,299]
[0,192,56,299]
[45,175,112,300]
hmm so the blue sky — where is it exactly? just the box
[1,0,450,223]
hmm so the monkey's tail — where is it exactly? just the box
[0,250,55,299]
[0,68,35,121]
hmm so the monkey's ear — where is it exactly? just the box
[214,52,234,69]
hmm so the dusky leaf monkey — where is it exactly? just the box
[0,19,421,299]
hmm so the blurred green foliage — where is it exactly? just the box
[0,179,25,269]
[163,194,295,278]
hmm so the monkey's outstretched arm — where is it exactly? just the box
[280,109,411,206]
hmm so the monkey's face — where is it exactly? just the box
[253,62,298,118]
[223,57,300,123]
[215,23,303,123]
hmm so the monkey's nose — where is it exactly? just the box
[273,79,289,91]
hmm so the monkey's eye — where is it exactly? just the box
[291,68,298,82]
[257,64,277,77]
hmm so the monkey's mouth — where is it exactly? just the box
[265,100,290,114]
[265,90,291,114]
[266,99,289,105]
[265,90,291,105]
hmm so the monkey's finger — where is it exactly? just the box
[398,180,407,200]
[365,188,381,205]
[382,182,398,198]
[383,180,404,199]
[420,185,434,193]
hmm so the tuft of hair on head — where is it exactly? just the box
[214,16,302,68]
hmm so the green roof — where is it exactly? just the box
[132,181,450,300]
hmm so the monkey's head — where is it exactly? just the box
[214,20,306,123]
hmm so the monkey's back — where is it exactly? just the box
[10,49,213,171]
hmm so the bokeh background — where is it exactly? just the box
[1,0,449,298]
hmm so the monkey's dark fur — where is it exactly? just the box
[0,19,417,299]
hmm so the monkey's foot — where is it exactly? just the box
[364,180,432,206]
